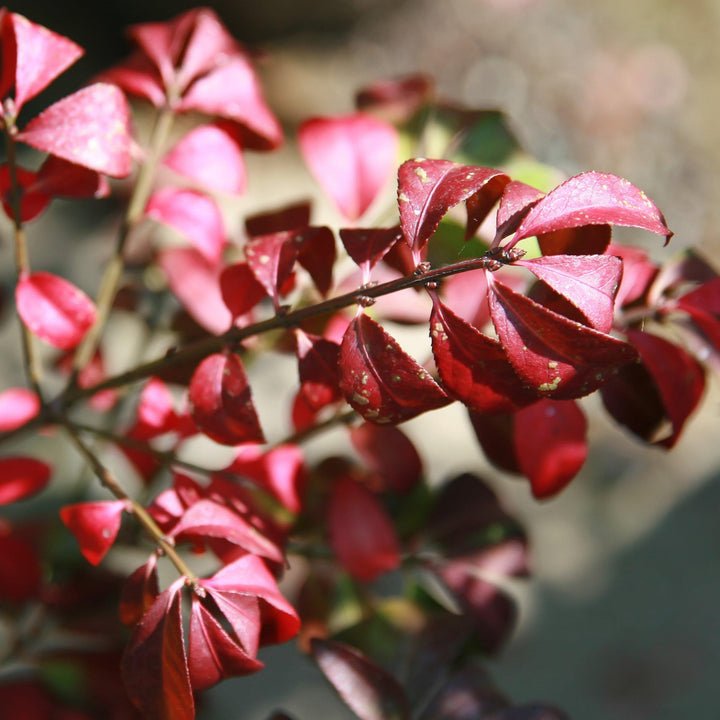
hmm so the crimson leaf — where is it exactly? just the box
[220,262,268,319]
[0,457,51,505]
[59,500,126,565]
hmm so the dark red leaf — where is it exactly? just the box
[495,180,545,240]
[311,638,411,720]
[119,556,160,626]
[513,399,588,498]
[16,272,96,350]
[122,580,194,720]
[537,225,612,256]
[355,74,435,123]
[0,164,49,221]
[0,523,41,603]
[245,231,299,310]
[328,475,400,582]
[0,388,40,432]
[609,243,658,308]
[441,267,491,330]
[188,595,263,690]
[517,254,622,333]
[163,122,246,195]
[677,304,720,354]
[298,113,398,220]
[677,276,720,316]
[179,56,283,150]
[295,330,342,411]
[245,201,312,237]
[35,155,110,200]
[489,279,637,398]
[203,554,300,645]
[170,498,282,562]
[510,171,672,247]
[189,351,264,445]
[59,500,126,565]
[397,159,509,254]
[626,330,705,448]
[220,262,267,318]
[350,422,422,494]
[3,12,84,112]
[294,226,336,297]
[17,83,133,177]
[340,227,403,278]
[340,312,450,424]
[0,457,51,505]
[158,247,232,335]
[468,411,521,475]
[431,297,536,413]
[146,187,226,265]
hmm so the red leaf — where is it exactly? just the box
[489,279,637,398]
[204,554,301,645]
[136,377,178,434]
[295,330,342,411]
[158,247,232,334]
[163,122,246,195]
[626,330,705,448]
[441,267,491,330]
[340,313,450,424]
[119,556,160,626]
[146,187,225,265]
[16,272,96,350]
[295,226,337,297]
[340,227,403,278]
[298,113,398,220]
[169,498,283,562]
[431,297,536,413]
[518,254,622,333]
[0,524,41,603]
[17,83,133,177]
[397,159,509,254]
[468,411,521,475]
[328,476,400,582]
[495,180,545,240]
[513,400,588,498]
[0,457,51,505]
[2,12,84,112]
[245,231,298,310]
[179,56,283,150]
[677,276,720,316]
[349,422,422,494]
[609,243,658,308]
[122,581,194,720]
[35,155,109,199]
[510,172,672,247]
[188,596,263,690]
[189,352,265,446]
[245,201,311,237]
[537,225,612,257]
[311,638,410,720]
[0,164,50,221]
[99,50,166,107]
[0,388,40,432]
[59,500,126,565]
[219,262,267,318]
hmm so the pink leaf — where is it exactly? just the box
[340,313,450,424]
[626,330,705,448]
[136,378,178,434]
[188,352,265,445]
[59,500,126,565]
[0,388,40,433]
[311,638,410,720]
[99,50,166,107]
[328,476,400,582]
[219,262,267,318]
[2,12,84,112]
[431,297,536,413]
[397,159,509,254]
[146,188,225,265]
[510,172,672,247]
[245,231,298,310]
[514,400,588,498]
[179,56,283,150]
[489,279,637,398]
[188,596,263,690]
[0,457,51,505]
[298,113,398,221]
[349,422,422,494]
[16,272,97,350]
[169,498,282,562]
[517,254,622,333]
[163,122,246,195]
[158,247,232,335]
[122,581,194,720]
[204,554,300,645]
[17,83,133,177]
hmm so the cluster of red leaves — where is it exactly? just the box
[2,8,720,720]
